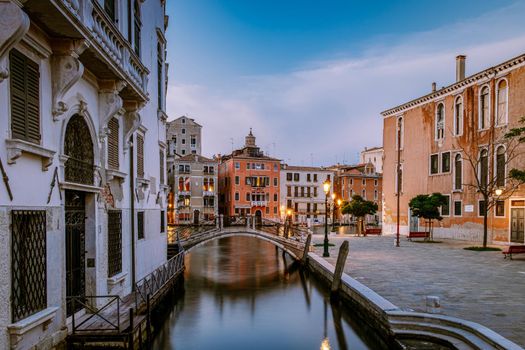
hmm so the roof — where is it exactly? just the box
[381,52,525,117]
[175,154,215,163]
[282,165,333,172]
[167,115,202,127]
[362,146,383,153]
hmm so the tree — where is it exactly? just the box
[341,195,378,235]
[454,117,525,248]
[408,193,448,241]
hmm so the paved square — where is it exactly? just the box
[311,232,525,346]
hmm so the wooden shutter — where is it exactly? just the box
[136,134,144,178]
[159,150,164,184]
[9,49,40,143]
[107,117,119,170]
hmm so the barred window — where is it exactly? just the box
[107,210,122,277]
[137,211,145,239]
[136,134,144,178]
[108,117,119,170]
[11,210,47,322]
[10,49,40,144]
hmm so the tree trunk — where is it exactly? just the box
[483,195,489,248]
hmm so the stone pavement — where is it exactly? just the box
[311,232,525,347]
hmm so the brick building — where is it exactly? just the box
[382,54,525,244]
[218,130,281,221]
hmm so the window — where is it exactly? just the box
[301,187,305,197]
[247,163,250,170]
[374,190,378,200]
[435,103,445,140]
[235,192,240,201]
[182,118,185,123]
[496,79,508,126]
[396,117,404,150]
[274,206,278,214]
[350,179,353,185]
[313,187,318,197]
[108,210,122,277]
[235,162,240,169]
[273,177,278,186]
[286,173,292,181]
[182,139,186,144]
[307,174,311,182]
[441,195,450,216]
[273,193,278,201]
[294,173,300,181]
[478,200,486,216]
[235,176,240,185]
[274,164,278,171]
[313,203,318,213]
[307,187,311,197]
[454,201,462,216]
[327,174,331,181]
[294,203,298,213]
[246,193,250,201]
[479,86,490,129]
[479,149,488,188]
[9,49,40,144]
[287,200,292,209]
[133,0,141,55]
[159,150,165,184]
[430,154,439,174]
[496,146,506,187]
[182,128,186,134]
[362,189,366,198]
[454,154,462,191]
[495,200,505,217]
[374,179,378,186]
[137,211,144,239]
[294,186,298,197]
[266,207,270,214]
[313,174,318,182]
[191,136,196,146]
[362,179,366,185]
[287,186,291,196]
[136,134,144,178]
[104,0,116,21]
[11,210,46,322]
[181,150,185,155]
[441,152,450,173]
[108,117,119,169]
[453,96,463,136]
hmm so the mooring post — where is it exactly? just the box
[252,216,256,230]
[301,233,312,265]
[246,215,251,229]
[331,241,349,295]
[216,216,220,229]
[219,214,224,230]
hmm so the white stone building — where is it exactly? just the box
[359,146,383,173]
[280,165,335,225]
[166,116,202,157]
[0,1,169,348]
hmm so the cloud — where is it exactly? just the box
[167,2,525,166]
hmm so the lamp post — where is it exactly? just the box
[323,180,331,257]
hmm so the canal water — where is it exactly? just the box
[152,236,384,350]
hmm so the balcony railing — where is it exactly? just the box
[203,190,215,197]
[251,201,268,207]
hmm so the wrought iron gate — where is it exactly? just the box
[66,190,86,316]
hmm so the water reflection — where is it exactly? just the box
[153,236,379,350]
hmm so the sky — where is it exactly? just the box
[165,0,525,166]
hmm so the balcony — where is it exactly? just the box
[203,190,215,197]
[251,201,268,207]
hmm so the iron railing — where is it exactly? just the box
[167,224,216,244]
[68,295,121,333]
[257,218,309,242]
[224,216,248,227]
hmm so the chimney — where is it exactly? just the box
[432,82,436,92]
[456,55,466,81]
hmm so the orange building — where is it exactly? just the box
[382,54,525,244]
[218,130,281,221]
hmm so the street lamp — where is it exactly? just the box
[495,188,503,197]
[323,180,331,257]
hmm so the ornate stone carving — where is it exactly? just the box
[99,80,126,137]
[123,101,144,150]
[0,1,30,82]
[51,40,89,119]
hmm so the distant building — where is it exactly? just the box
[382,54,525,244]
[360,146,383,173]
[218,130,281,221]
[166,116,202,156]
[280,165,334,225]
[167,154,218,224]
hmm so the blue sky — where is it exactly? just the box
[165,1,525,165]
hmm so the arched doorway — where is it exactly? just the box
[63,114,94,316]
[193,209,200,225]
[255,210,262,226]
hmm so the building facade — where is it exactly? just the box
[382,54,525,244]
[167,154,218,225]
[166,116,202,157]
[280,165,334,225]
[218,130,281,221]
[0,1,169,348]
[360,146,383,173]
[338,163,383,224]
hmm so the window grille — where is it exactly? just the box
[11,210,47,322]
[64,114,94,185]
[10,49,40,144]
[107,210,122,277]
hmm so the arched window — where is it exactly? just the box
[396,117,403,150]
[479,86,490,129]
[454,96,463,136]
[435,103,445,140]
[209,178,215,191]
[496,146,506,187]
[64,114,94,185]
[454,154,462,191]
[203,178,208,191]
[185,177,190,191]
[496,80,508,126]
[479,149,489,188]
[178,177,184,191]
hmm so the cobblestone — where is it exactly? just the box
[311,232,525,346]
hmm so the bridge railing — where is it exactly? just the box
[167,224,217,244]
[224,215,247,227]
[257,218,309,242]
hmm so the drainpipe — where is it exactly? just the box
[130,139,136,291]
